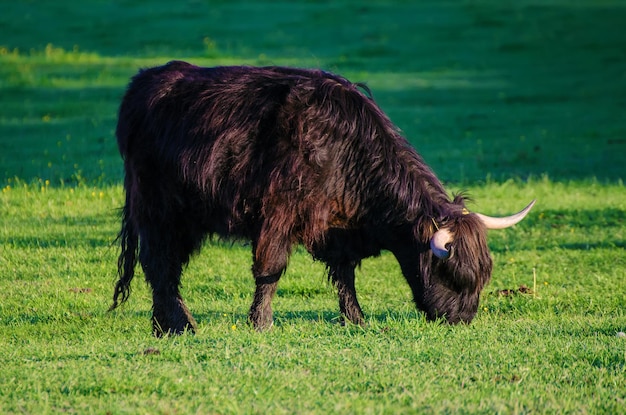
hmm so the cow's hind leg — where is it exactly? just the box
[329,262,365,326]
[139,226,198,337]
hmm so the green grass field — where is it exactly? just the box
[1,1,625,413]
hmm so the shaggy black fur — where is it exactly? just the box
[111,61,493,335]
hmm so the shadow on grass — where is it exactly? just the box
[189,309,429,328]
[524,208,625,228]
[109,307,429,329]
[557,241,626,251]
[3,234,115,249]
[489,207,625,253]
[490,239,626,254]
[2,218,117,249]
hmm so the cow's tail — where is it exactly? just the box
[109,173,139,311]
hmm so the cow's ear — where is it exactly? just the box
[430,226,453,259]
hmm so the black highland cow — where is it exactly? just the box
[111,61,535,336]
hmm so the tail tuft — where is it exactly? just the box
[109,203,138,311]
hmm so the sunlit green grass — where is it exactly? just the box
[1,181,625,414]
[1,0,625,413]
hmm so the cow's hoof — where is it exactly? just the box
[248,309,274,332]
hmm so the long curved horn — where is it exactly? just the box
[430,228,453,259]
[474,199,536,230]
[429,199,536,258]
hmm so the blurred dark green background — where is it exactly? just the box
[1,0,625,184]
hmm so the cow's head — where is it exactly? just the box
[418,199,536,324]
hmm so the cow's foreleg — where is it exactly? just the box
[248,273,281,331]
[139,229,197,337]
[329,262,365,326]
[248,220,291,331]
